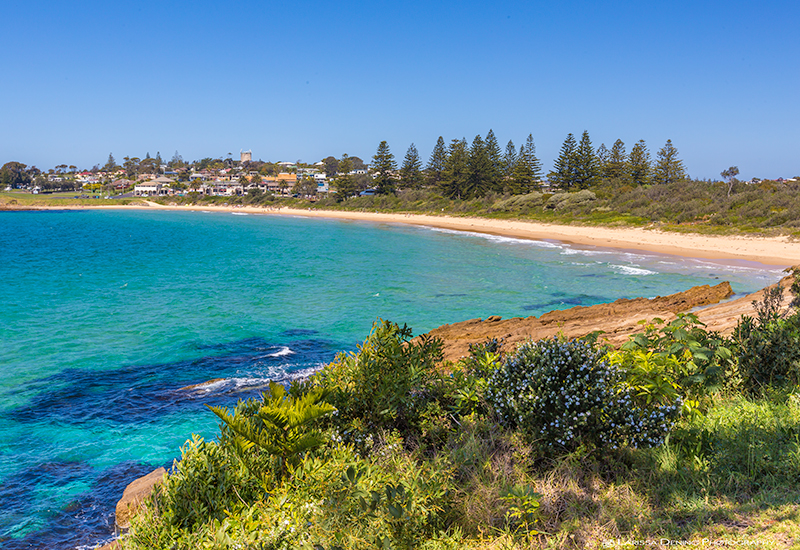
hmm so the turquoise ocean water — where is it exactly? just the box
[0,209,784,548]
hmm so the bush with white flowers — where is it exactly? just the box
[486,337,680,453]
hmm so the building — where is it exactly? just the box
[134,182,163,196]
[241,150,252,163]
[134,176,175,197]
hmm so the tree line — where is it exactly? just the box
[331,131,689,200]
[0,133,693,199]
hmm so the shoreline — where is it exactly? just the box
[67,202,800,267]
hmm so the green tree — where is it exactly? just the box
[322,156,339,178]
[425,136,447,187]
[154,152,164,174]
[721,165,739,197]
[510,134,543,194]
[292,177,318,197]
[371,140,397,195]
[574,130,600,189]
[123,156,140,178]
[0,161,31,188]
[502,140,517,179]
[103,153,118,172]
[399,143,423,189]
[629,140,651,186]
[466,135,493,198]
[484,129,503,191]
[441,138,469,199]
[140,153,157,175]
[596,143,610,178]
[348,156,367,170]
[169,151,184,169]
[334,154,356,201]
[550,133,578,189]
[653,139,686,184]
[607,139,629,182]
[524,134,543,182]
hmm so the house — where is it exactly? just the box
[134,182,163,196]
[276,172,297,191]
[201,182,243,196]
[134,177,175,197]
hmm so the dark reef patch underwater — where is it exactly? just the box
[0,335,340,549]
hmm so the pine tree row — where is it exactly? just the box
[363,131,688,198]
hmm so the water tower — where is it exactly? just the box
[240,150,252,163]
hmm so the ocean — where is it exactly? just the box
[0,209,783,549]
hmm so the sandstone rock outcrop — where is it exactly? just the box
[423,275,795,363]
[114,467,166,532]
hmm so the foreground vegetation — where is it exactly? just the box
[118,279,800,549]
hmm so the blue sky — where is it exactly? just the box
[2,0,798,179]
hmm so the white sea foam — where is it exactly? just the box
[231,212,249,216]
[610,264,657,276]
[230,377,272,389]
[287,364,326,380]
[425,226,562,248]
[560,248,608,257]
[186,365,325,396]
[267,346,294,357]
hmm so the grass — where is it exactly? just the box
[0,191,138,208]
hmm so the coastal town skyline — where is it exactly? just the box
[3,0,799,180]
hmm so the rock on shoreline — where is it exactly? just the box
[421,276,793,363]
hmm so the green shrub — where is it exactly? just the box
[487,337,680,453]
[315,319,445,437]
[732,284,800,394]
[142,442,456,550]
[208,381,336,479]
[157,435,259,531]
[545,190,596,211]
[621,313,733,397]
[492,192,543,211]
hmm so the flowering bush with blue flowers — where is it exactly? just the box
[486,336,681,453]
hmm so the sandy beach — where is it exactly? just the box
[89,202,800,267]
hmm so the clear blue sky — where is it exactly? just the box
[2,0,798,180]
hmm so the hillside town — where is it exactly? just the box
[1,150,373,198]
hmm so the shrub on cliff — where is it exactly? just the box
[732,282,800,394]
[315,319,445,438]
[208,381,336,480]
[487,337,680,454]
[155,435,261,532]
[619,313,734,399]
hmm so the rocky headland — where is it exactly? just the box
[422,272,794,363]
